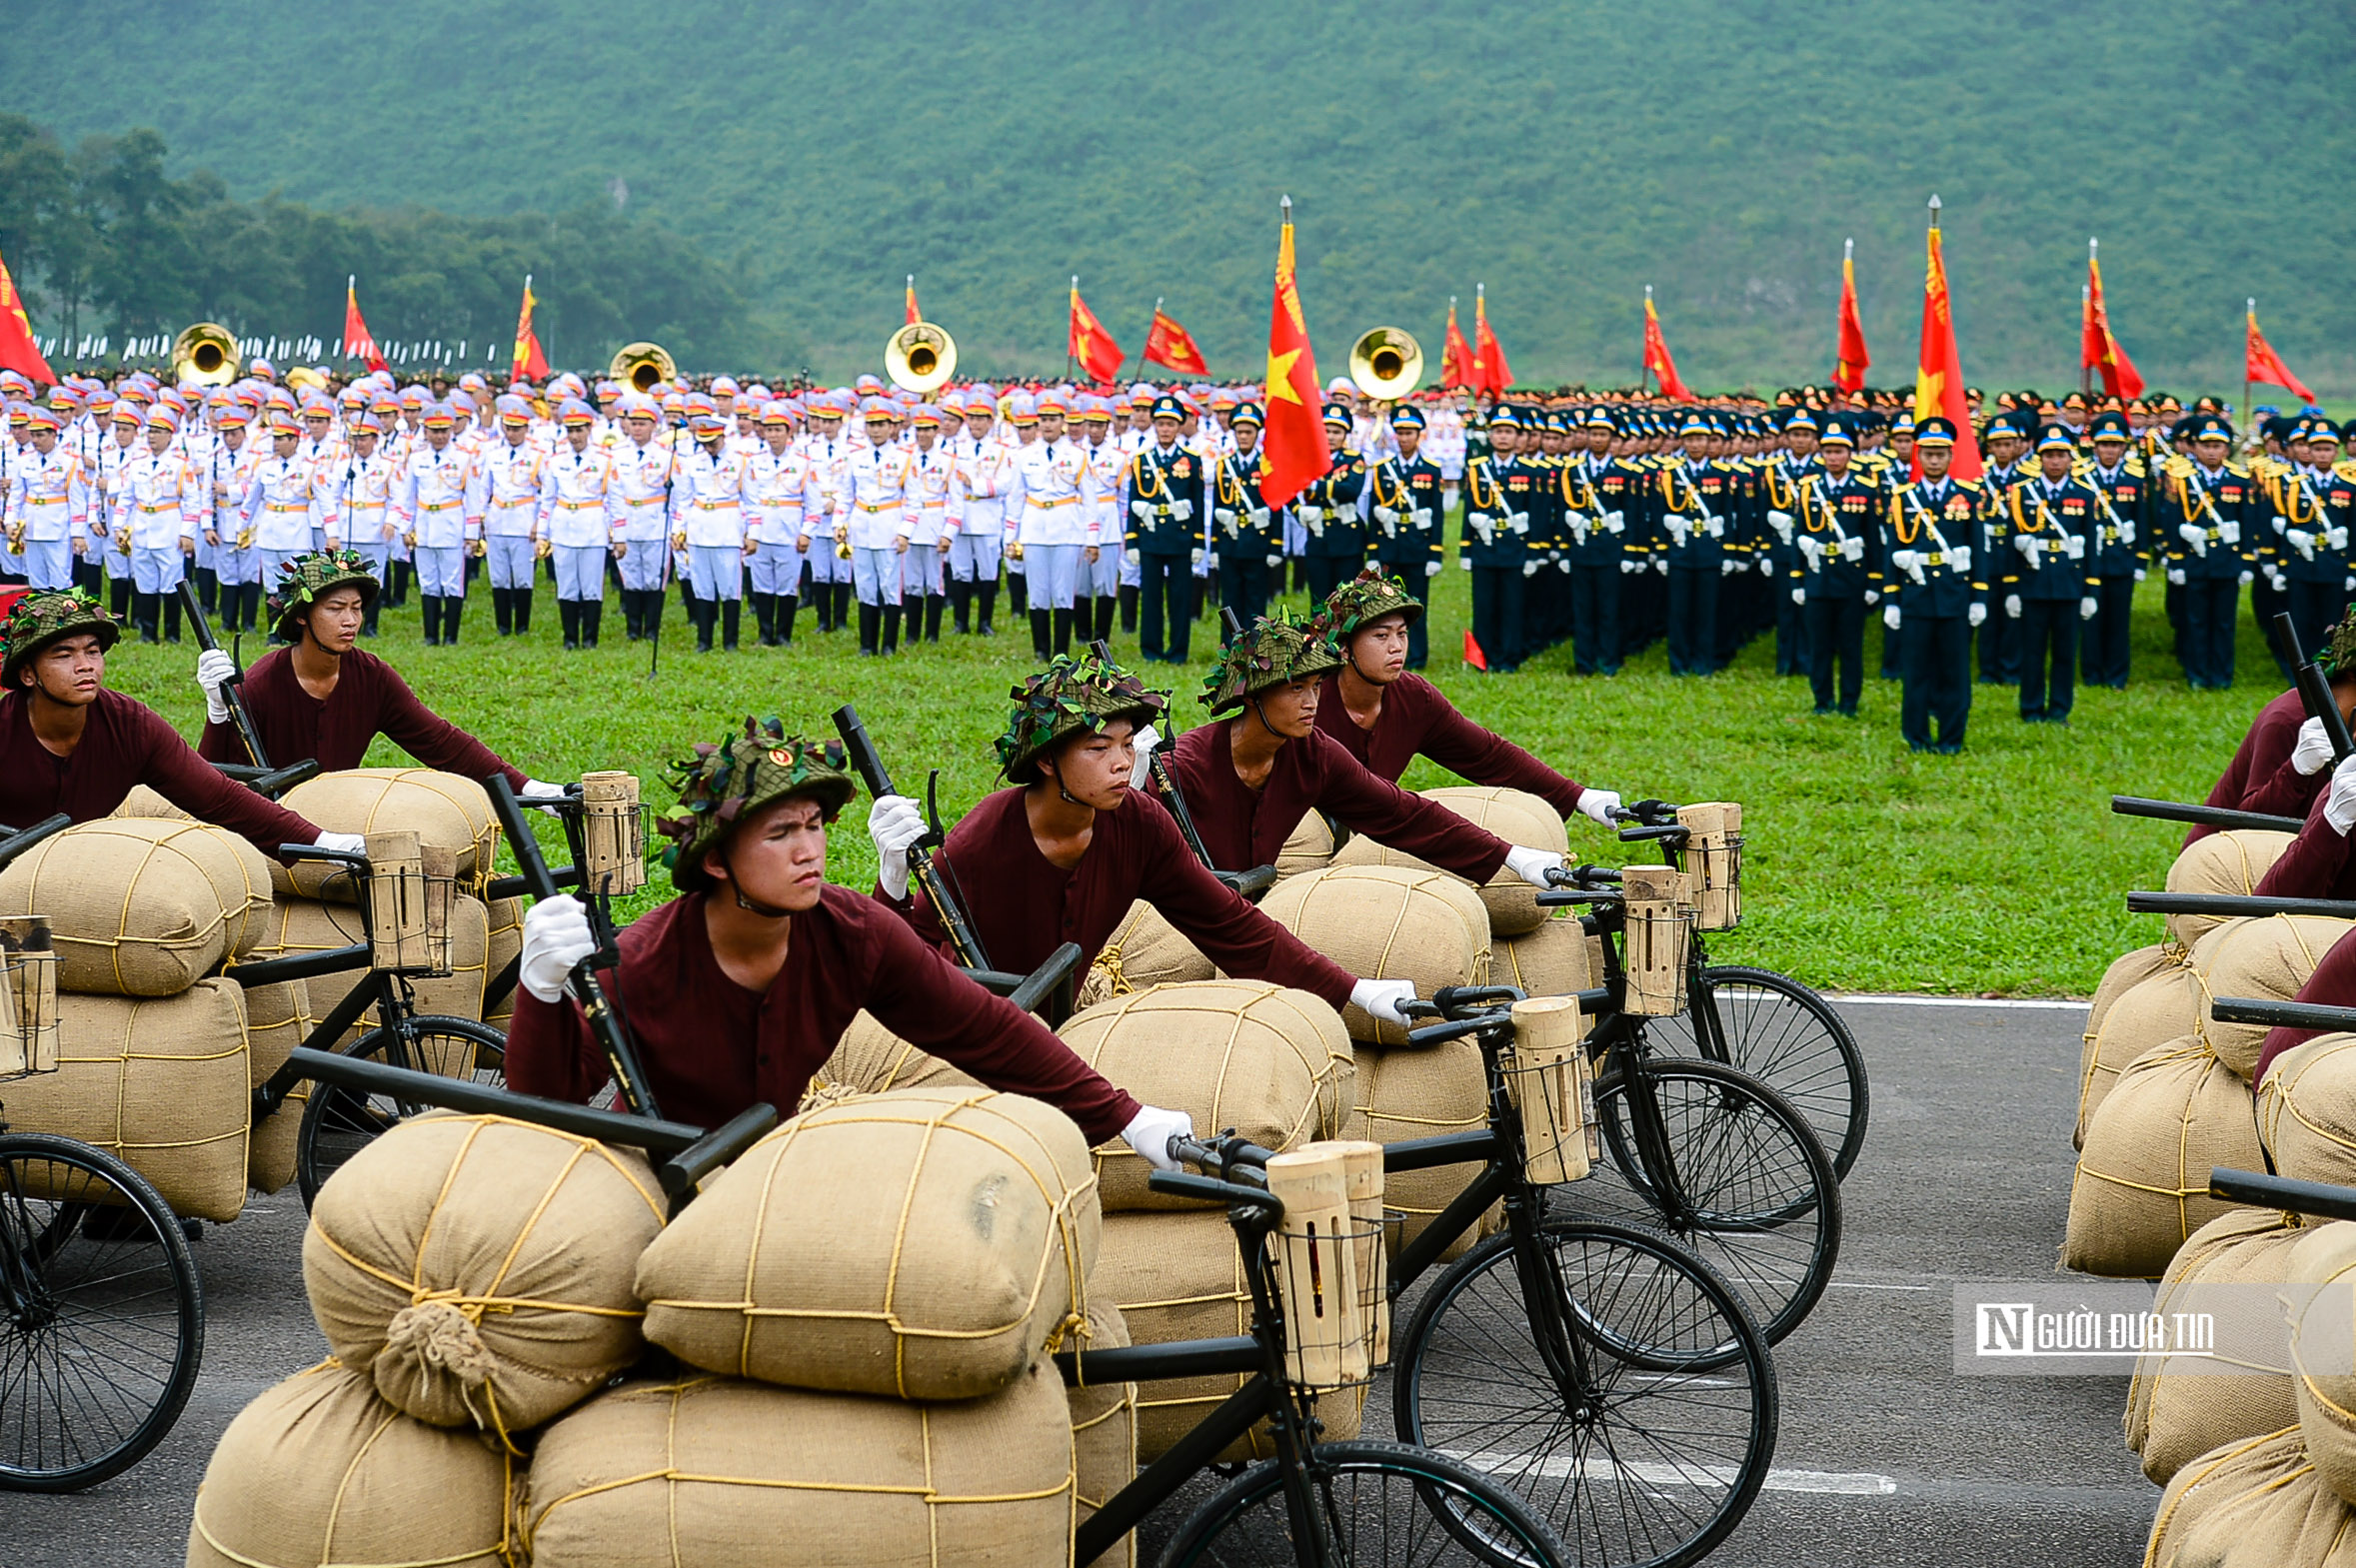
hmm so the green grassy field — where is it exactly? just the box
[101,552,2272,998]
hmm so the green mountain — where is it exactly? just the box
[4,0,2349,398]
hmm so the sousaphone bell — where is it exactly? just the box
[610,341,677,394]
[886,320,957,395]
[1348,326,1423,401]
[171,323,241,387]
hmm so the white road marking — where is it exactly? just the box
[1828,1281,1937,1291]
[1830,993,2089,1011]
[1445,1450,1899,1495]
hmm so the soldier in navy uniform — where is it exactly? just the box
[1758,409,1820,677]
[1794,418,1882,716]
[1364,406,1446,669]
[1567,408,1637,676]
[1463,407,1534,672]
[2160,413,2259,690]
[1882,418,1985,752]
[1123,394,1206,664]
[1975,414,2032,686]
[1209,403,1283,628]
[1661,412,1735,676]
[1295,405,1367,604]
[2080,412,2148,690]
[2268,417,2356,665]
[1998,426,2100,723]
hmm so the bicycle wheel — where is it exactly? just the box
[1164,1437,1572,1567]
[0,1132,204,1492]
[295,1015,508,1209]
[1393,1218,1775,1568]
[1563,1058,1838,1346]
[1640,966,1868,1178]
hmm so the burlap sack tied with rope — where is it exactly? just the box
[2126,1207,2308,1484]
[273,767,500,901]
[1329,785,1565,937]
[2079,964,2203,1148]
[237,974,316,1195]
[1495,910,1591,998]
[0,816,273,995]
[2288,1221,2356,1508]
[2194,915,2356,1078]
[1058,979,1354,1212]
[638,1087,1100,1402]
[238,892,493,1044]
[1275,809,1336,880]
[812,1008,985,1102]
[2261,1035,2356,1189]
[1258,864,1490,1045]
[1075,899,1220,1010]
[2065,1034,2263,1278]
[2078,945,2191,1147]
[187,1360,519,1568]
[2164,829,2297,947]
[521,1367,1078,1568]
[1068,1294,1141,1568]
[303,1112,666,1441]
[2143,1425,2343,1568]
[1353,1032,1494,1261]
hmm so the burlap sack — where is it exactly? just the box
[1096,1209,1363,1463]
[273,768,499,901]
[2144,1425,2317,1568]
[2081,945,2190,1147]
[639,1088,1099,1401]
[0,816,274,996]
[2194,916,2356,1077]
[1276,809,1336,880]
[522,1367,1077,1568]
[304,1112,666,1439]
[1,980,249,1221]
[2065,1035,2263,1278]
[1058,980,1354,1211]
[2127,1208,2308,1484]
[2166,829,2297,947]
[1328,785,1563,937]
[1069,1295,1139,1568]
[240,893,491,1044]
[810,1008,984,1102]
[237,975,316,1194]
[2081,967,2206,1149]
[111,783,194,821]
[1354,1034,1492,1261]
[187,1361,518,1568]
[1494,911,1591,997]
[1258,864,1490,1044]
[2261,1035,2356,1189]
[1077,899,1219,1010]
[482,893,524,1033]
[2288,1222,2356,1508]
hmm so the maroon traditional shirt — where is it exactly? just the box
[1312,671,1585,817]
[2252,785,2356,904]
[1160,719,1510,882]
[881,786,1355,1010]
[2257,924,2356,1081]
[2188,689,2304,847]
[506,884,1140,1143]
[0,687,321,856]
[198,646,525,787]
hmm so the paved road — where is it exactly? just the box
[3,998,2154,1567]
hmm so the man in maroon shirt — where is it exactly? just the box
[0,589,351,858]
[1309,569,1623,825]
[867,652,1417,1025]
[2256,924,2356,1080]
[2251,753,2356,902]
[1156,613,1566,886]
[191,551,561,803]
[507,717,1190,1161]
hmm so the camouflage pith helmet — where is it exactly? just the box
[1198,613,1344,716]
[997,652,1169,783]
[1324,567,1424,636]
[2326,607,2356,677]
[656,717,856,890]
[2,589,121,690]
[270,548,380,642]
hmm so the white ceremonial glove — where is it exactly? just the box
[1652,557,1667,575]
[521,778,569,816]
[1603,510,1626,534]
[1213,507,1235,529]
[1766,508,1794,533]
[1664,514,1690,541]
[1348,977,1418,1028]
[1792,587,1806,605]
[868,792,927,901]
[1424,560,1442,577]
[2269,569,2288,593]
[1267,553,1286,570]
[2328,754,2356,835]
[2064,535,2085,560]
[1623,559,1643,576]
[1201,552,1218,573]
[315,830,367,855]
[1412,507,1433,529]
[1950,544,1973,575]
[1248,506,1270,527]
[1299,505,1324,525]
[1563,510,1587,533]
[1576,788,1621,825]
[1796,536,1822,568]
[2135,568,2148,583]
[1460,557,1473,571]
[2294,717,2335,777]
[2220,522,2241,545]
[2167,568,2187,586]
[1556,556,1571,574]
[1890,549,1918,574]
[1509,511,1529,534]
[1373,506,1399,526]
[2004,594,2022,619]
[1189,547,1205,569]
[2178,523,2205,547]
[1884,605,1902,631]
[2079,596,2098,621]
[1721,558,1738,576]
[1706,516,1724,539]
[1757,556,1772,576]
[1130,499,1153,521]
[1864,589,1880,607]
[1502,845,1564,888]
[2332,526,2350,553]
[1130,724,1161,789]
[2240,570,2256,587]
[1968,602,1988,628]
[1121,1104,1196,1174]
[2121,522,2137,547]
[520,894,596,1003]
[1522,559,1540,578]
[2012,532,2038,559]
[196,649,237,725]
[2289,529,2317,559]
[1170,500,1192,521]
[1839,536,1864,563]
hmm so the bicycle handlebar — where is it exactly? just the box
[657,1103,781,1200]
[278,843,369,869]
[2206,995,2356,1032]
[2210,1166,2356,1224]
[2127,891,2356,919]
[0,812,72,871]
[1618,822,1689,843]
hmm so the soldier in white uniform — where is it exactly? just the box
[479,394,547,637]
[9,405,88,592]
[833,399,919,657]
[669,407,749,653]
[239,416,335,606]
[95,396,142,617]
[391,402,481,646]
[798,393,856,636]
[337,413,399,637]
[949,390,1010,636]
[1006,390,1094,661]
[538,398,614,651]
[744,400,815,647]
[606,392,674,643]
[201,407,265,631]
[902,403,959,646]
[1077,395,1126,645]
[113,405,200,643]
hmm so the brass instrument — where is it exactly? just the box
[1348,327,1423,401]
[171,323,241,387]
[610,342,678,394]
[285,366,329,394]
[885,321,957,395]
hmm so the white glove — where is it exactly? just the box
[1130,724,1160,790]
[1130,499,1153,520]
[1170,500,1192,521]
[2121,523,2136,547]
[1508,511,1529,534]
[1201,552,1218,573]
[315,830,367,855]
[1121,1104,1195,1174]
[1299,505,1324,525]
[1502,845,1564,888]
[2135,569,2147,582]
[2294,717,2334,777]
[1968,602,1988,628]
[2167,568,2186,586]
[2064,535,2085,560]
[2270,569,2288,593]
[868,793,926,901]
[1864,589,1880,607]
[1412,508,1433,529]
[1884,605,1901,631]
[1766,508,1794,532]
[520,894,596,1003]
[1575,788,1621,825]
[1248,506,1270,527]
[1721,558,1738,576]
[1652,558,1667,575]
[1213,507,1235,528]
[1562,511,1587,533]
[1603,510,1625,534]
[1267,554,1286,570]
[2178,523,2205,547]
[1792,587,1806,605]
[2328,754,2356,835]
[1623,560,1643,576]
[2012,532,2038,559]
[521,778,568,816]
[1839,536,1864,563]
[1664,514,1690,541]
[1705,516,1724,539]
[1348,977,1418,1028]
[2289,529,2317,559]
[1373,506,1398,526]
[2332,527,2350,553]
[196,649,237,725]
[1424,560,1442,578]
[1460,557,1473,572]
[2221,522,2241,545]
[1950,545,1972,574]
[1522,559,1540,578]
[1890,549,1919,574]
[1189,547,1205,569]
[2004,594,2022,619]
[1757,556,1772,576]
[2079,596,2097,621]
[2240,570,2255,586]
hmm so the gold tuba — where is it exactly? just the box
[171,323,241,387]
[885,321,957,395]
[609,341,677,394]
[1348,327,1423,402]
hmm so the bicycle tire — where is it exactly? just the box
[1564,1057,1838,1346]
[1392,1217,1776,1568]
[1640,965,1868,1178]
[295,1014,508,1210]
[0,1132,204,1492]
[1162,1437,1573,1567]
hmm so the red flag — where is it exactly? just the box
[1471,285,1513,395]
[1144,306,1209,376]
[512,275,550,381]
[1911,200,1982,482]
[1257,201,1329,509]
[2079,243,2143,400]
[1832,241,1870,395]
[1068,279,1125,384]
[343,275,388,373]
[2245,300,2315,403]
[0,243,54,384]
[905,275,921,326]
[1641,290,1694,403]
[1462,629,1488,672]
[1440,298,1476,389]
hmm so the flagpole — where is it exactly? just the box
[1129,297,1161,383]
[1839,239,1853,398]
[2244,298,2255,433]
[1067,276,1078,383]
[1639,286,1653,398]
[2081,239,2097,402]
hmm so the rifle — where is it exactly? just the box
[179,580,271,772]
[831,704,992,971]
[2275,612,2355,767]
[1090,637,1216,870]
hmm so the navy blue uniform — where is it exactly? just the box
[1463,454,1535,672]
[1884,476,1988,751]
[2159,461,2259,689]
[1997,476,2099,722]
[1296,451,1367,603]
[1211,447,1282,629]
[2080,457,2149,688]
[1796,467,1884,715]
[2267,465,2356,669]
[1659,460,1732,676]
[1364,452,1445,667]
[1758,455,1819,676]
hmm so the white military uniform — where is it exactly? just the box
[903,440,959,603]
[391,439,478,602]
[668,441,749,604]
[112,445,199,615]
[833,440,918,609]
[477,436,546,596]
[241,450,335,588]
[606,436,674,594]
[1006,434,1092,612]
[539,443,614,604]
[745,441,815,601]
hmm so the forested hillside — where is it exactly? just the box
[3,0,2348,393]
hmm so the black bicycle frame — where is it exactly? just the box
[236,946,415,1123]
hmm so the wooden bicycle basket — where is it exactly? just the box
[1620,862,1693,1016]
[1678,801,1743,931]
[364,831,458,976]
[579,771,648,897]
[1504,994,1599,1185]
[0,916,60,1079]
[1264,1143,1390,1391]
